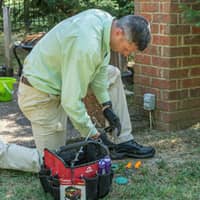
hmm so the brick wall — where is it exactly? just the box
[134,0,200,130]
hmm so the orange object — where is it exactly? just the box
[125,161,132,169]
[134,161,141,169]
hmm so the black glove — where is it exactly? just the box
[97,128,115,148]
[102,101,121,136]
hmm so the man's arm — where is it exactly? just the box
[90,66,121,136]
[61,41,100,137]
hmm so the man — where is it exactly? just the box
[0,9,155,172]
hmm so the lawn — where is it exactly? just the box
[1,127,200,200]
[0,32,200,200]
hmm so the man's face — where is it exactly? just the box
[110,27,138,57]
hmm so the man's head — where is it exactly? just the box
[110,15,151,57]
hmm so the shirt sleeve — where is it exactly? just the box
[90,64,110,104]
[60,39,98,137]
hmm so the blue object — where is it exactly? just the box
[115,176,128,185]
[104,156,111,173]
[111,163,119,171]
[98,159,106,175]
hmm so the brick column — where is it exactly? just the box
[134,0,200,130]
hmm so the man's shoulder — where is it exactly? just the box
[80,9,112,19]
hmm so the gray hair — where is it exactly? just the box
[116,15,151,51]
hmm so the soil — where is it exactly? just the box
[0,82,34,147]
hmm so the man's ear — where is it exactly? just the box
[115,27,124,37]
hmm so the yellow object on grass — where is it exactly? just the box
[134,161,142,169]
[0,77,16,102]
[125,161,132,169]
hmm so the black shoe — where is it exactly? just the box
[116,140,155,158]
[109,149,126,160]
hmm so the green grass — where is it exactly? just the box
[0,170,53,200]
[1,126,200,200]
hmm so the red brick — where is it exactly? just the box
[161,68,189,79]
[143,45,162,56]
[182,78,200,88]
[141,66,159,76]
[160,3,171,13]
[133,0,200,131]
[162,47,190,57]
[184,35,200,45]
[191,67,200,76]
[191,46,200,55]
[149,88,161,99]
[177,99,200,110]
[170,3,181,13]
[152,35,177,46]
[153,14,178,24]
[141,3,159,12]
[152,57,176,68]
[133,85,144,96]
[190,88,200,97]
[168,69,189,79]
[134,75,150,86]
[192,26,200,34]
[140,13,153,22]
[152,78,176,89]
[160,110,193,123]
[165,25,191,35]
[157,100,177,111]
[182,57,200,66]
[156,115,200,131]
[158,112,171,123]
[151,23,159,34]
[159,24,167,34]
[135,54,151,65]
[163,90,189,100]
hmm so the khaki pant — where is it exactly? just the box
[0,65,133,172]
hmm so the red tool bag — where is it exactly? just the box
[39,139,113,200]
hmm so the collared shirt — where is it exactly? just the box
[23,9,114,136]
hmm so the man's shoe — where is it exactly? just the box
[109,149,126,160]
[116,140,155,158]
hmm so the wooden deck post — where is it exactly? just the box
[3,6,13,76]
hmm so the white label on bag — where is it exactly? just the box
[85,166,93,174]
[60,184,86,200]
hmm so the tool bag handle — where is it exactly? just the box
[56,139,109,155]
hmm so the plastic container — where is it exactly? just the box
[143,93,156,111]
[104,156,112,174]
[0,77,16,102]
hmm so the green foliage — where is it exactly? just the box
[29,0,80,28]
[0,0,134,31]
[180,0,200,27]
[79,0,134,17]
[29,0,134,28]
[117,0,134,17]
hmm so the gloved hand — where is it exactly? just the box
[102,101,121,136]
[98,128,115,148]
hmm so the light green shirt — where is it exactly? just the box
[23,9,113,136]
